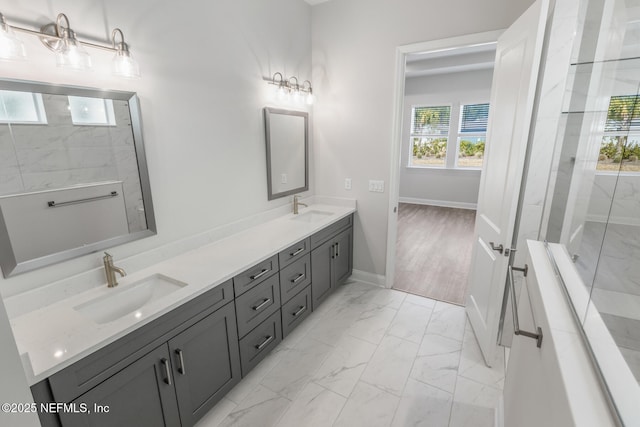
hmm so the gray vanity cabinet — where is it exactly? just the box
[58,344,181,427]
[168,301,241,426]
[310,215,353,310]
[58,302,240,427]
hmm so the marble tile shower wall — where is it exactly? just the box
[0,95,146,232]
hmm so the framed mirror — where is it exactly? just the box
[264,107,309,200]
[0,79,156,277]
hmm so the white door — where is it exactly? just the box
[466,0,549,366]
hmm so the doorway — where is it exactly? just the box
[386,34,500,306]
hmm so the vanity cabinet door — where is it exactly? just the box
[58,344,180,427]
[311,238,334,310]
[334,228,352,284]
[169,301,240,427]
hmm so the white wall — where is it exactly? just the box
[399,69,493,207]
[311,0,535,276]
[0,0,312,296]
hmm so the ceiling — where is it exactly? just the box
[406,43,497,78]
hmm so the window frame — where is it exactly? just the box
[407,100,489,171]
[455,102,490,170]
[408,103,452,169]
[0,90,48,125]
[595,94,640,175]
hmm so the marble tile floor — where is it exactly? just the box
[195,279,508,427]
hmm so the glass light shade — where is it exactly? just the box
[292,89,302,104]
[0,24,26,61]
[113,50,140,78]
[56,38,92,71]
[306,92,315,105]
[277,85,288,100]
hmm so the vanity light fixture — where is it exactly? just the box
[269,72,314,105]
[0,11,140,78]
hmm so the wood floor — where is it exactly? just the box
[392,203,476,306]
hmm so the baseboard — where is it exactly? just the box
[399,197,477,210]
[351,269,386,287]
[495,395,504,427]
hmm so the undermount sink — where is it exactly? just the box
[291,210,333,222]
[74,274,187,324]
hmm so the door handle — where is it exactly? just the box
[161,358,172,385]
[335,242,340,257]
[489,242,504,254]
[175,349,186,375]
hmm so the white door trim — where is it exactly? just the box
[385,30,505,289]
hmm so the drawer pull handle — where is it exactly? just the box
[331,244,335,259]
[291,273,305,283]
[290,247,304,257]
[250,268,270,280]
[336,242,340,257]
[252,298,272,311]
[161,358,172,385]
[255,335,274,350]
[175,349,186,375]
[292,306,307,317]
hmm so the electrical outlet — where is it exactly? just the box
[281,173,288,184]
[368,180,384,193]
[345,178,352,190]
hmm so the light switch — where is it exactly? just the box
[345,178,352,190]
[368,180,384,193]
[281,173,288,184]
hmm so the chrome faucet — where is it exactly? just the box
[293,195,308,214]
[103,252,126,288]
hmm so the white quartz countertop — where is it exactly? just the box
[8,202,356,386]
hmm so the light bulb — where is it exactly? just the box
[292,89,302,104]
[56,32,92,71]
[306,92,314,105]
[0,19,26,61]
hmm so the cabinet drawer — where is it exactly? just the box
[281,285,312,338]
[278,238,310,267]
[49,280,234,403]
[239,310,282,376]
[279,254,311,304]
[310,215,352,248]
[233,254,279,297]
[235,273,281,338]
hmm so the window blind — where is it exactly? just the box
[605,95,640,132]
[460,103,490,133]
[411,106,451,136]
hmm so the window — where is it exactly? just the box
[457,103,489,168]
[0,90,47,124]
[68,96,116,126]
[409,105,451,167]
[598,95,640,173]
